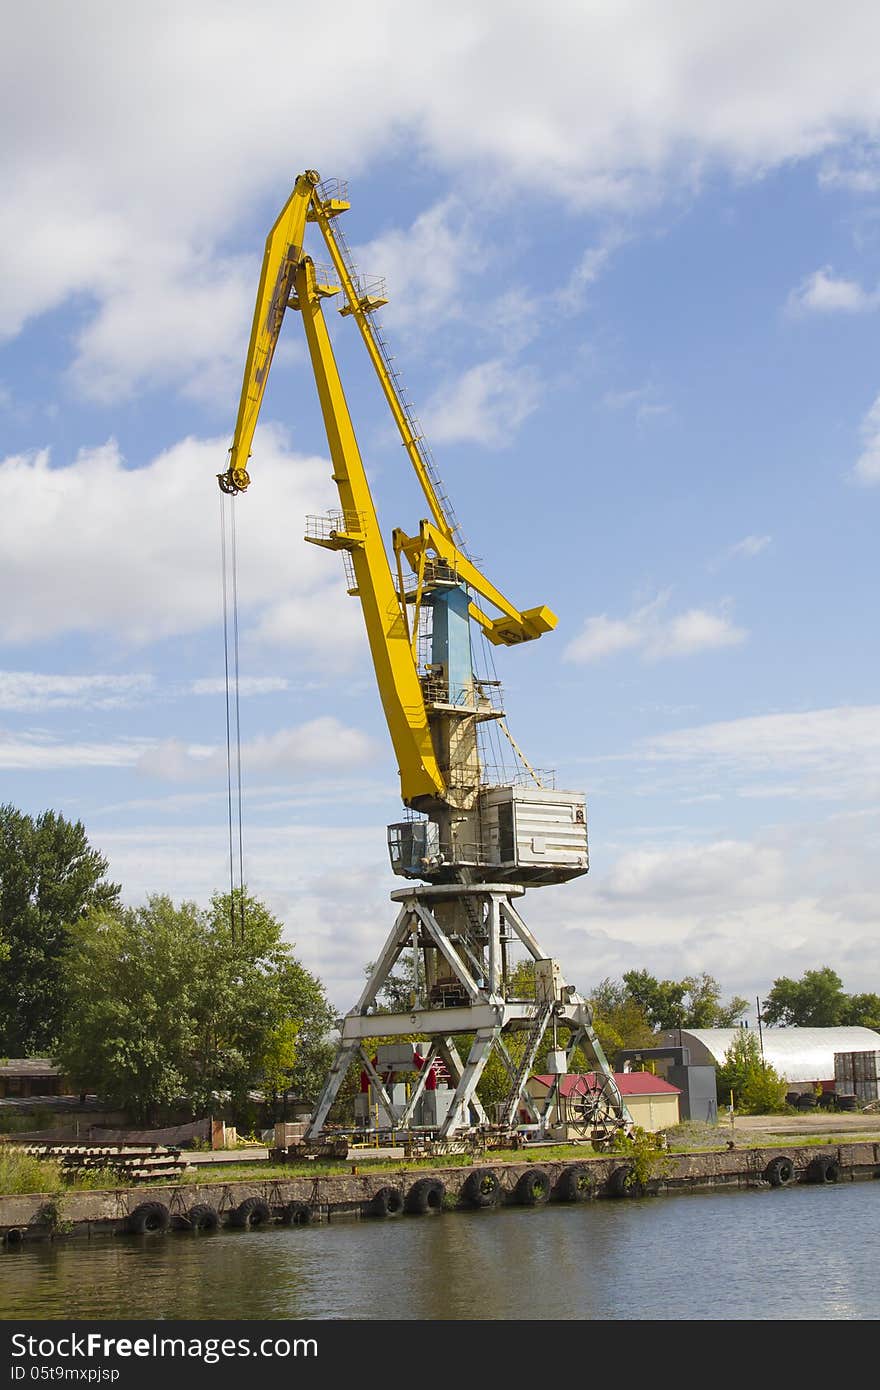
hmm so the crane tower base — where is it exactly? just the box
[305,882,632,1144]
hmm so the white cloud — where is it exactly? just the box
[0,671,153,710]
[819,146,880,194]
[0,715,375,778]
[0,430,362,661]
[189,676,288,697]
[422,358,541,446]
[5,5,880,393]
[137,716,376,782]
[602,384,672,426]
[0,734,150,770]
[854,393,880,483]
[632,704,880,806]
[644,704,880,769]
[68,250,260,404]
[598,839,785,905]
[728,534,771,559]
[353,198,484,335]
[554,233,626,315]
[787,266,878,315]
[564,591,746,664]
[708,534,772,571]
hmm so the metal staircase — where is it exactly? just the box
[498,1003,554,1128]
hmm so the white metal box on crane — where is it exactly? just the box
[479,786,588,883]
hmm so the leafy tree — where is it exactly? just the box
[621,969,747,1032]
[199,891,335,1109]
[842,992,880,1031]
[762,967,847,1027]
[762,966,880,1031]
[684,972,749,1028]
[56,890,334,1124]
[587,978,655,1059]
[0,804,120,1054]
[739,1061,788,1115]
[715,1030,786,1113]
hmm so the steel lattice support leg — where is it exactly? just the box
[439,1028,496,1138]
[304,1040,360,1139]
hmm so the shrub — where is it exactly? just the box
[717,1030,787,1113]
[608,1125,673,1187]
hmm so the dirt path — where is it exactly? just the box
[725,1111,880,1141]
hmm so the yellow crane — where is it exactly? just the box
[220,171,560,860]
[221,170,630,1142]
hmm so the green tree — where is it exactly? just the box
[761,966,848,1027]
[715,1030,786,1113]
[587,978,655,1059]
[842,992,880,1031]
[56,890,334,1124]
[621,969,747,1032]
[0,804,120,1055]
[685,972,749,1028]
[197,891,335,1110]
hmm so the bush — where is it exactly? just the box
[739,1067,788,1113]
[608,1125,672,1187]
[717,1030,787,1113]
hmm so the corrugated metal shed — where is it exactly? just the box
[656,1027,880,1083]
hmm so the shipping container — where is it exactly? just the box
[834,1049,880,1103]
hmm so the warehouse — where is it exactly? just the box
[655,1026,880,1093]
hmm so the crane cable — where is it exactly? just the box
[219,492,245,944]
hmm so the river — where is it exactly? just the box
[1,1181,878,1321]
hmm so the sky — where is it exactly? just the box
[2,1,880,1020]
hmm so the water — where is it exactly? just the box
[2,1182,878,1321]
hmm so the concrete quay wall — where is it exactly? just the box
[2,1141,878,1241]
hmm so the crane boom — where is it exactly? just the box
[293,257,445,805]
[223,173,316,494]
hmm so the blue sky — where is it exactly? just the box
[2,2,880,1015]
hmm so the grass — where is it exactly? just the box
[0,1149,146,1196]
[0,1148,63,1195]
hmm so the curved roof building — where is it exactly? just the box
[656,1027,880,1083]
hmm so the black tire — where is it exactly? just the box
[607,1165,638,1198]
[765,1155,796,1188]
[230,1196,271,1230]
[556,1163,594,1203]
[405,1177,445,1215]
[514,1168,551,1206]
[186,1204,219,1232]
[281,1201,314,1226]
[461,1168,501,1208]
[369,1186,404,1218]
[806,1156,840,1185]
[125,1201,170,1235]
[3,1227,24,1246]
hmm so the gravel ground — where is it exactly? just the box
[667,1112,880,1151]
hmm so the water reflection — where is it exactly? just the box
[1,1183,878,1321]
